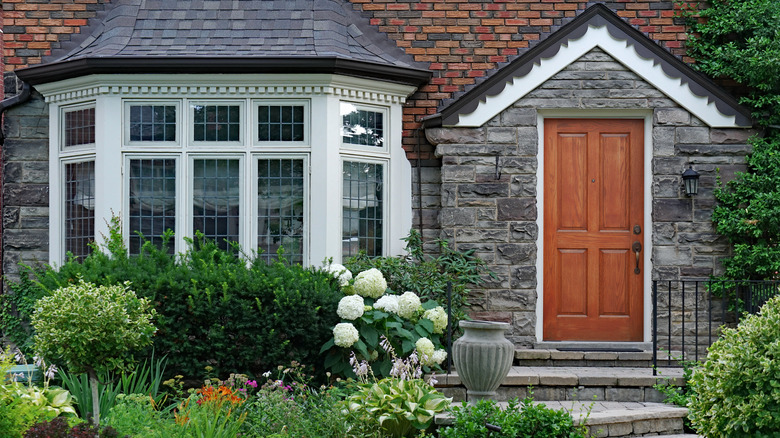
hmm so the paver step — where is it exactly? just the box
[433,366,684,403]
[515,349,654,368]
[435,401,689,438]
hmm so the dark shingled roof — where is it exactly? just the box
[17,0,430,86]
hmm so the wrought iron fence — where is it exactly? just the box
[652,279,780,373]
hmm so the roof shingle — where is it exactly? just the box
[49,0,421,70]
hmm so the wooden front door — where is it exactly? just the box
[543,119,644,341]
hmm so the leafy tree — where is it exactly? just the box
[31,280,156,427]
[682,0,780,280]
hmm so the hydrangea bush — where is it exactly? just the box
[321,266,448,379]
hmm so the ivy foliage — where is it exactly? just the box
[711,134,780,280]
[683,0,780,126]
[681,0,780,280]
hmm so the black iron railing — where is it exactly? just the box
[652,279,780,373]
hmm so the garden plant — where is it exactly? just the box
[0,225,584,437]
[688,295,780,436]
[31,279,157,427]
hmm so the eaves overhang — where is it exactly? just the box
[423,4,752,129]
[15,56,432,88]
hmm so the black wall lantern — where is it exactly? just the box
[682,165,700,196]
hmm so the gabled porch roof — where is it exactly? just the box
[422,4,751,129]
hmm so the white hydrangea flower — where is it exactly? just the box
[337,295,365,320]
[415,338,435,362]
[374,295,400,314]
[423,306,448,334]
[325,263,352,287]
[398,291,422,318]
[333,323,360,348]
[352,268,388,299]
[432,349,447,366]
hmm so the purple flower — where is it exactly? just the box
[247,380,257,388]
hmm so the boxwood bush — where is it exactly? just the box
[3,223,342,382]
[688,295,780,436]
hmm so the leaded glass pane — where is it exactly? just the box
[258,159,305,264]
[257,105,305,142]
[193,159,240,249]
[129,159,176,254]
[342,161,383,257]
[64,107,95,147]
[341,103,384,147]
[129,105,177,142]
[64,161,95,259]
[192,104,241,142]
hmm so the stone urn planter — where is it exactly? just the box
[452,320,513,403]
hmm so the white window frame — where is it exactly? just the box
[60,102,97,152]
[60,156,97,260]
[252,99,310,148]
[42,74,416,267]
[340,101,389,154]
[339,156,389,259]
[123,100,182,147]
[188,100,246,147]
[187,154,246,250]
[251,153,310,265]
[123,154,182,254]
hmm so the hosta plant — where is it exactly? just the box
[344,337,451,438]
[345,377,450,438]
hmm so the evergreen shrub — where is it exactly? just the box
[3,222,342,382]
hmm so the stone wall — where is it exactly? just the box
[425,48,753,346]
[2,89,49,283]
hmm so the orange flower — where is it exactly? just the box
[196,384,245,406]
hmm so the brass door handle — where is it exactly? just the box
[632,241,642,274]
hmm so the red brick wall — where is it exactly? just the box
[2,0,109,72]
[346,0,694,161]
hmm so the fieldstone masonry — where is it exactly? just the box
[2,88,50,283]
[425,48,754,346]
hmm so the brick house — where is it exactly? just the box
[1,0,753,348]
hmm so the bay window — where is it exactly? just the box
[45,74,413,266]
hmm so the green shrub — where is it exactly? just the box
[32,279,156,427]
[436,398,588,438]
[688,295,780,436]
[4,222,342,383]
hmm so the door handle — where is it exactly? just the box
[632,241,642,274]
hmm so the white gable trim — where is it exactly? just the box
[455,25,740,128]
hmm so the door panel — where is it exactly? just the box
[543,119,643,341]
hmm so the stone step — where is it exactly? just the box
[515,349,654,368]
[433,366,684,403]
[435,401,689,438]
